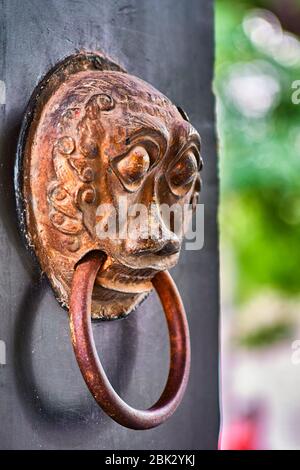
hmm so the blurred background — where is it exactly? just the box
[215,0,300,449]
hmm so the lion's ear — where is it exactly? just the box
[176,106,190,122]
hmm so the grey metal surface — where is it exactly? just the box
[0,0,219,449]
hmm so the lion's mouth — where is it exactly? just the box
[95,256,157,294]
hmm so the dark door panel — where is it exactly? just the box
[0,0,219,449]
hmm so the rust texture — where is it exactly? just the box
[19,52,202,319]
[69,251,191,430]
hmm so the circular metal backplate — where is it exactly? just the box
[14,52,145,320]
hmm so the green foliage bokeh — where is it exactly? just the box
[216,0,300,304]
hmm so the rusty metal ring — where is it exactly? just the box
[69,251,191,430]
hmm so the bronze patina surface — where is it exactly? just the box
[16,52,202,319]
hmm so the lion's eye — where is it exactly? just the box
[167,151,198,196]
[116,146,150,192]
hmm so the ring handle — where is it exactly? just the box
[69,251,191,430]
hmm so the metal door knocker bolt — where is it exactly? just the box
[15,52,203,430]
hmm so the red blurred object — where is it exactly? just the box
[219,410,262,450]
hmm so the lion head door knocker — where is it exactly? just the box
[15,53,202,430]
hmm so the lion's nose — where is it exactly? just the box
[124,213,181,256]
[124,185,181,257]
[156,240,180,256]
[124,237,180,257]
